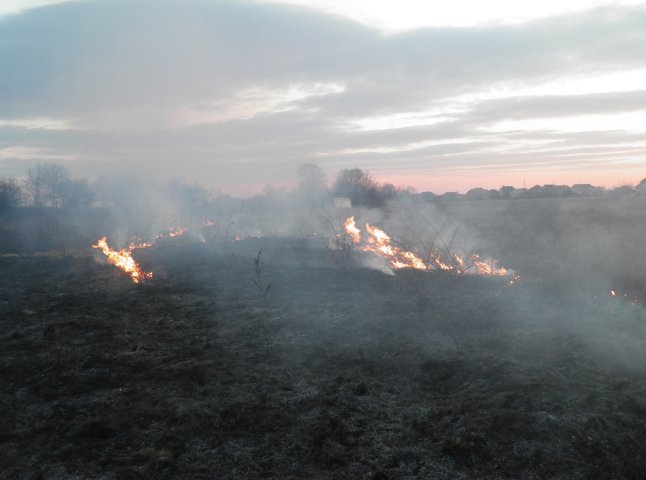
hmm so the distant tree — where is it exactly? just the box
[380,183,398,200]
[24,163,72,208]
[333,168,381,206]
[61,178,96,209]
[295,163,328,208]
[395,185,417,197]
[167,179,209,202]
[165,179,210,224]
[0,177,22,214]
[636,178,646,195]
[296,163,328,195]
[93,175,158,238]
[334,168,372,195]
[263,184,289,200]
[332,168,407,207]
[24,166,46,207]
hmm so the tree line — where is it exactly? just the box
[0,162,414,215]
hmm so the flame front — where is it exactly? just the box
[343,216,362,244]
[363,223,427,270]
[92,237,153,284]
[344,216,518,281]
[154,227,189,240]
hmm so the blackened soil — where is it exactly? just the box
[2,240,646,479]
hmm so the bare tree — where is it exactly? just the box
[165,179,211,227]
[295,163,328,210]
[333,168,385,207]
[61,178,95,209]
[296,163,327,195]
[24,163,72,208]
[0,177,22,214]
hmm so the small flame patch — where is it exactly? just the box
[92,237,153,284]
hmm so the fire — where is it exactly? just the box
[155,227,189,239]
[363,223,427,270]
[92,225,191,283]
[343,216,362,244]
[343,216,519,281]
[609,289,640,305]
[92,237,153,284]
[465,253,514,277]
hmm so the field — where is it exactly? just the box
[2,196,646,479]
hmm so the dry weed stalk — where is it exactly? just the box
[322,215,355,265]
[253,249,273,345]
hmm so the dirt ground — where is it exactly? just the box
[2,238,646,479]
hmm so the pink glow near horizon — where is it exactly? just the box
[223,168,645,197]
[374,168,646,194]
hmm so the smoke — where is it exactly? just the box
[1,161,645,374]
[436,195,646,370]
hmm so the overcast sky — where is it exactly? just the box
[1,0,646,194]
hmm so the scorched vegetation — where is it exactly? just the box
[2,165,646,479]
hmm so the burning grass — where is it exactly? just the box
[5,195,646,479]
[343,216,519,282]
[91,236,153,284]
[92,227,191,284]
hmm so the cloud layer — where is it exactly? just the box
[1,0,645,193]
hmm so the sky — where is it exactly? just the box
[1,0,646,195]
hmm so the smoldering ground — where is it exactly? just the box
[2,169,646,479]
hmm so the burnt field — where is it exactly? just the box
[2,222,646,480]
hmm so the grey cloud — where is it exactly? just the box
[466,91,646,123]
[0,0,378,117]
[1,0,646,191]
[2,1,646,119]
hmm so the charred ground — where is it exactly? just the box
[2,224,646,479]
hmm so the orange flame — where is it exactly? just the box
[343,216,361,244]
[363,223,427,270]
[609,289,640,305]
[155,227,189,240]
[464,253,514,277]
[344,216,519,281]
[93,226,191,283]
[92,237,153,284]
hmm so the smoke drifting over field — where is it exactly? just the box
[3,163,645,345]
[3,163,646,479]
[4,1,646,477]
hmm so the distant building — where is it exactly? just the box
[571,184,605,196]
[439,192,462,201]
[333,197,352,209]
[509,188,528,199]
[528,184,573,198]
[419,191,437,202]
[488,189,501,199]
[465,187,492,200]
[499,186,515,198]
[612,185,635,195]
